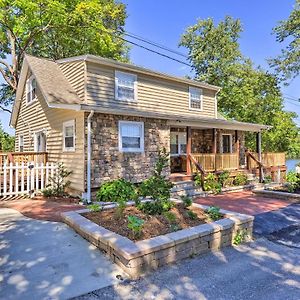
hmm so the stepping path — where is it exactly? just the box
[0,197,83,222]
[194,191,294,215]
[0,208,127,300]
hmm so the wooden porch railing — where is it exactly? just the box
[0,152,48,169]
[191,153,239,173]
[247,152,286,169]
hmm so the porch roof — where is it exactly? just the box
[79,104,271,132]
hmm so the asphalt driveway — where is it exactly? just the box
[73,200,300,300]
[0,208,127,300]
[73,238,300,300]
[254,203,300,248]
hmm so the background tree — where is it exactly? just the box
[270,0,300,81]
[0,0,128,112]
[0,121,14,151]
[180,16,300,157]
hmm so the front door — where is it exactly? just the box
[170,131,187,172]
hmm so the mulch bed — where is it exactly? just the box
[82,203,221,241]
[32,195,81,204]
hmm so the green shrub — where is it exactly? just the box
[127,215,144,238]
[44,163,72,197]
[88,203,102,212]
[263,175,272,184]
[96,179,137,203]
[170,224,181,232]
[181,195,193,207]
[218,171,230,187]
[138,200,173,215]
[137,148,174,215]
[163,211,177,224]
[233,229,248,245]
[233,173,248,186]
[206,206,222,221]
[186,210,197,220]
[42,188,54,197]
[115,200,126,219]
[203,173,222,194]
[286,171,300,192]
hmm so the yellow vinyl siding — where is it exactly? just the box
[15,88,85,193]
[59,61,86,101]
[86,62,216,118]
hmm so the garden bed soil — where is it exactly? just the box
[81,203,220,241]
[33,195,81,204]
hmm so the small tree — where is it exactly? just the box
[43,163,72,197]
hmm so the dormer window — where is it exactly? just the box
[189,87,203,111]
[26,75,37,104]
[115,71,137,101]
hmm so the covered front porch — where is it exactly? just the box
[168,118,286,183]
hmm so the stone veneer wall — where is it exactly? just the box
[191,129,214,153]
[88,113,170,188]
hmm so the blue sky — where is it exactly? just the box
[1,0,299,134]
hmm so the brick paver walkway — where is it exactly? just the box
[195,191,293,215]
[0,196,83,222]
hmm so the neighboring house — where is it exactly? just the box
[10,54,275,199]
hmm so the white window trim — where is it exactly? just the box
[221,134,233,154]
[26,75,37,106]
[115,70,138,102]
[189,86,203,111]
[118,120,144,153]
[170,132,186,157]
[63,120,76,152]
[19,135,24,152]
[34,131,47,152]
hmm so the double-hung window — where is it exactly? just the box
[115,71,137,101]
[119,121,144,152]
[189,87,203,110]
[26,75,37,104]
[63,120,75,152]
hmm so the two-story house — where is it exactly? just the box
[10,54,274,199]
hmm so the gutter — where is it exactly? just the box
[86,110,94,203]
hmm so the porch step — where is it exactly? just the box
[171,180,204,198]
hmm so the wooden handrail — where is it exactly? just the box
[189,154,205,189]
[245,149,264,168]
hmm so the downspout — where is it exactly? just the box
[87,110,94,204]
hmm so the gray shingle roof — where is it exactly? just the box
[25,55,81,105]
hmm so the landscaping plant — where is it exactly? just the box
[186,210,198,220]
[96,179,137,203]
[115,200,126,219]
[163,211,177,224]
[127,215,144,239]
[285,171,300,193]
[206,206,222,221]
[42,162,72,197]
[138,148,174,215]
[203,173,222,194]
[233,229,248,245]
[181,195,193,207]
[88,203,102,212]
[233,173,248,186]
[218,171,230,187]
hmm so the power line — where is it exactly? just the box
[121,30,187,58]
[118,36,192,67]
